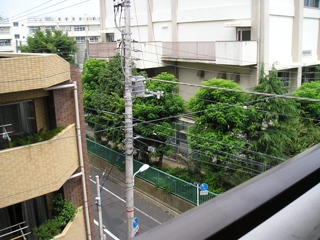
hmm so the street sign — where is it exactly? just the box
[133,217,139,228]
[200,183,208,191]
[135,231,139,236]
[133,225,139,235]
[200,190,208,196]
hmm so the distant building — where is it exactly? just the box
[90,0,320,100]
[0,16,101,67]
[0,53,95,240]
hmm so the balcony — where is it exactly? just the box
[88,42,117,58]
[162,42,216,61]
[215,41,257,66]
[0,124,79,208]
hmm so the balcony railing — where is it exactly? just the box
[215,41,257,66]
[162,42,216,61]
[88,42,118,58]
[0,124,79,209]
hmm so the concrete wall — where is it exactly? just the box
[89,153,195,213]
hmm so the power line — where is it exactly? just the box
[10,0,68,22]
[149,78,320,102]
[8,0,53,20]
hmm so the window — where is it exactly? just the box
[302,66,320,83]
[90,36,98,42]
[88,25,100,31]
[278,71,290,87]
[0,39,11,46]
[45,26,55,31]
[107,33,114,42]
[72,17,75,21]
[13,22,18,27]
[65,17,68,21]
[76,37,86,43]
[59,25,71,31]
[14,34,20,39]
[237,28,251,41]
[29,26,40,34]
[304,0,320,7]
[58,18,61,21]
[74,25,85,31]
[0,101,37,137]
[0,27,10,34]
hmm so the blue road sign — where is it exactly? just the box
[200,183,208,191]
[133,217,139,228]
[135,231,139,236]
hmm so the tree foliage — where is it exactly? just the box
[82,59,107,110]
[187,78,257,190]
[133,72,185,167]
[20,29,77,63]
[246,64,300,164]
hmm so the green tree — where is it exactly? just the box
[187,78,257,190]
[133,72,185,167]
[20,29,77,63]
[290,81,320,155]
[247,64,300,164]
[91,54,125,148]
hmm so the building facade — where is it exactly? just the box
[0,53,95,239]
[91,0,320,100]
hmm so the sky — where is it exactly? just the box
[1,0,100,20]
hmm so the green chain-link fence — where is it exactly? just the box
[87,139,218,205]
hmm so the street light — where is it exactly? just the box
[133,164,150,186]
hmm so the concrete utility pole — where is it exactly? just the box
[123,1,134,239]
[96,175,103,240]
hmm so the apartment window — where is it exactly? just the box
[59,25,71,31]
[45,26,55,31]
[76,37,86,43]
[304,0,320,7]
[90,36,98,42]
[0,27,10,34]
[14,34,20,39]
[29,26,40,34]
[107,33,114,42]
[74,25,85,31]
[0,101,37,137]
[0,39,11,46]
[13,22,18,27]
[302,66,320,83]
[58,18,61,21]
[88,25,100,31]
[72,17,75,21]
[237,28,251,41]
[278,71,290,87]
[65,17,68,21]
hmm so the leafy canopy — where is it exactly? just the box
[20,29,77,63]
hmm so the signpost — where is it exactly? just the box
[133,217,139,237]
[199,183,208,199]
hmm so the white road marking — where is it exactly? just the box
[94,219,120,240]
[90,178,162,225]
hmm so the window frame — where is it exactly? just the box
[74,25,85,31]
[75,36,86,43]
[13,22,19,27]
[236,27,251,41]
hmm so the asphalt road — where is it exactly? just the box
[89,165,179,240]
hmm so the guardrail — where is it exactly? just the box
[86,139,219,205]
[135,143,320,239]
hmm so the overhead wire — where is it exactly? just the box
[8,0,53,20]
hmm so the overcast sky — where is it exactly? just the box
[1,0,100,20]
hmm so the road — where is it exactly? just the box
[89,165,179,240]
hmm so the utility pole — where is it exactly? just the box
[96,176,103,240]
[123,1,134,239]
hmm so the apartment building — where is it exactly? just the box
[91,0,320,100]
[0,53,95,239]
[0,15,102,64]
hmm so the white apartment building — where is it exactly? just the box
[96,0,320,100]
[0,16,101,57]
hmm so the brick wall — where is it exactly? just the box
[54,64,95,240]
